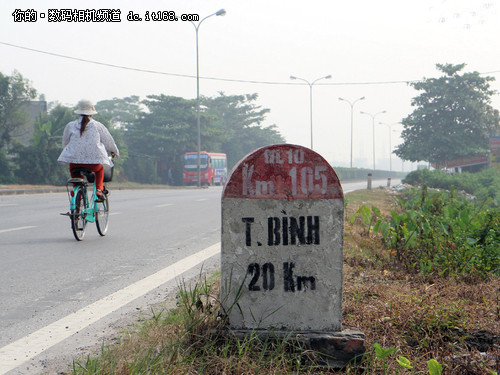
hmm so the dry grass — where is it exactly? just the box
[343,188,499,374]
[69,188,499,375]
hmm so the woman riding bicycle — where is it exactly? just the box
[58,99,119,200]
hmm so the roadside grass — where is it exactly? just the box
[70,273,317,374]
[68,188,499,375]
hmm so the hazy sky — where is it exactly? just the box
[2,0,499,171]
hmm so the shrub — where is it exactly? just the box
[403,169,500,207]
[375,186,500,279]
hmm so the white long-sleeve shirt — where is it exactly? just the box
[58,118,119,165]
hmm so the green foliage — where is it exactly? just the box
[428,358,443,375]
[122,92,284,184]
[373,342,397,360]
[0,148,15,183]
[0,70,37,148]
[122,156,157,184]
[205,92,285,169]
[372,343,444,375]
[95,96,142,128]
[396,355,412,369]
[1,70,285,186]
[350,204,381,236]
[374,186,500,278]
[12,104,73,185]
[395,63,500,167]
[123,94,200,184]
[373,343,397,375]
[404,168,500,207]
[334,167,406,181]
[2,98,127,185]
[92,110,127,179]
[13,143,67,185]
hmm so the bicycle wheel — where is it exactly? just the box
[96,193,109,236]
[71,187,87,241]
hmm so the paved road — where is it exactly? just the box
[0,179,397,374]
[0,187,223,374]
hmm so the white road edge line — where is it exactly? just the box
[0,242,221,374]
[0,226,36,234]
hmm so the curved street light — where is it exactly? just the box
[360,110,386,170]
[338,96,365,168]
[290,74,332,150]
[190,9,226,187]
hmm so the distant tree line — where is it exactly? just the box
[1,64,499,185]
[0,71,285,185]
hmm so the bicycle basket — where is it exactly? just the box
[103,164,113,182]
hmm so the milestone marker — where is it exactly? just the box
[220,144,365,368]
[221,144,344,331]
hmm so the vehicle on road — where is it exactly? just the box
[183,151,227,186]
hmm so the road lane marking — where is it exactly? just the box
[0,226,36,234]
[155,203,173,208]
[0,242,220,374]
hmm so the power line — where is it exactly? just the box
[0,41,419,85]
[0,41,195,79]
[1,41,499,87]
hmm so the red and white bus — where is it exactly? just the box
[183,152,227,186]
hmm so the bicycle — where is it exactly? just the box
[61,164,112,241]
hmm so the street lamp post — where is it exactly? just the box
[290,74,332,150]
[379,122,401,171]
[191,8,226,187]
[338,96,365,168]
[360,110,386,170]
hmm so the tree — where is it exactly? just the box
[204,92,285,168]
[395,63,500,168]
[124,95,200,183]
[0,149,15,183]
[115,93,284,184]
[95,96,142,129]
[0,71,37,148]
[13,104,73,185]
[91,109,128,180]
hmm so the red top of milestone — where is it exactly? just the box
[223,144,343,200]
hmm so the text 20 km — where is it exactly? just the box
[247,262,316,292]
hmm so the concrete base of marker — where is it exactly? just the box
[218,327,366,369]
